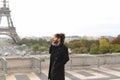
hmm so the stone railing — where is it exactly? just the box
[0,56,44,74]
[38,53,120,69]
[67,53,120,69]
[1,53,120,74]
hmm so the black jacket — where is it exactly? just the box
[48,43,69,80]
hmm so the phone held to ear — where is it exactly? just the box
[52,40,59,46]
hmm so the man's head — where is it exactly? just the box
[53,33,65,44]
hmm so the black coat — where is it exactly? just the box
[48,43,69,80]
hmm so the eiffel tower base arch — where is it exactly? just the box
[0,27,21,43]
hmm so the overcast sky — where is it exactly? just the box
[3,0,120,37]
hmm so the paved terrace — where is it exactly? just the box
[4,65,120,80]
[1,53,120,80]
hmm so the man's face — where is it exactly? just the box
[53,36,61,44]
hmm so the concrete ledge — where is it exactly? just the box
[0,53,120,72]
[68,53,120,67]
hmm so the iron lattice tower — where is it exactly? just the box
[0,0,20,43]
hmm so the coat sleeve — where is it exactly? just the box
[49,45,54,54]
[55,47,69,68]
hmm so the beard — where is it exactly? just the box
[53,40,59,44]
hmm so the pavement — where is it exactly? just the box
[3,65,120,80]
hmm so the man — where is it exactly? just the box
[48,33,69,80]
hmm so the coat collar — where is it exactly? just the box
[53,42,63,48]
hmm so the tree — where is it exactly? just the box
[114,44,120,52]
[67,40,89,53]
[90,44,99,54]
[72,48,81,53]
[32,44,39,54]
[79,47,88,53]
[99,38,110,54]
[20,38,50,47]
[39,47,49,52]
[111,35,120,44]
[67,40,82,49]
[110,44,120,52]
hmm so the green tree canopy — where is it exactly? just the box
[90,43,99,54]
[99,38,110,54]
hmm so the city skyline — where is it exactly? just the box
[1,0,120,37]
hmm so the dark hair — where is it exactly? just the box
[54,33,65,43]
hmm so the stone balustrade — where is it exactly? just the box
[0,53,120,73]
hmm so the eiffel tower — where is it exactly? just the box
[0,0,20,43]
